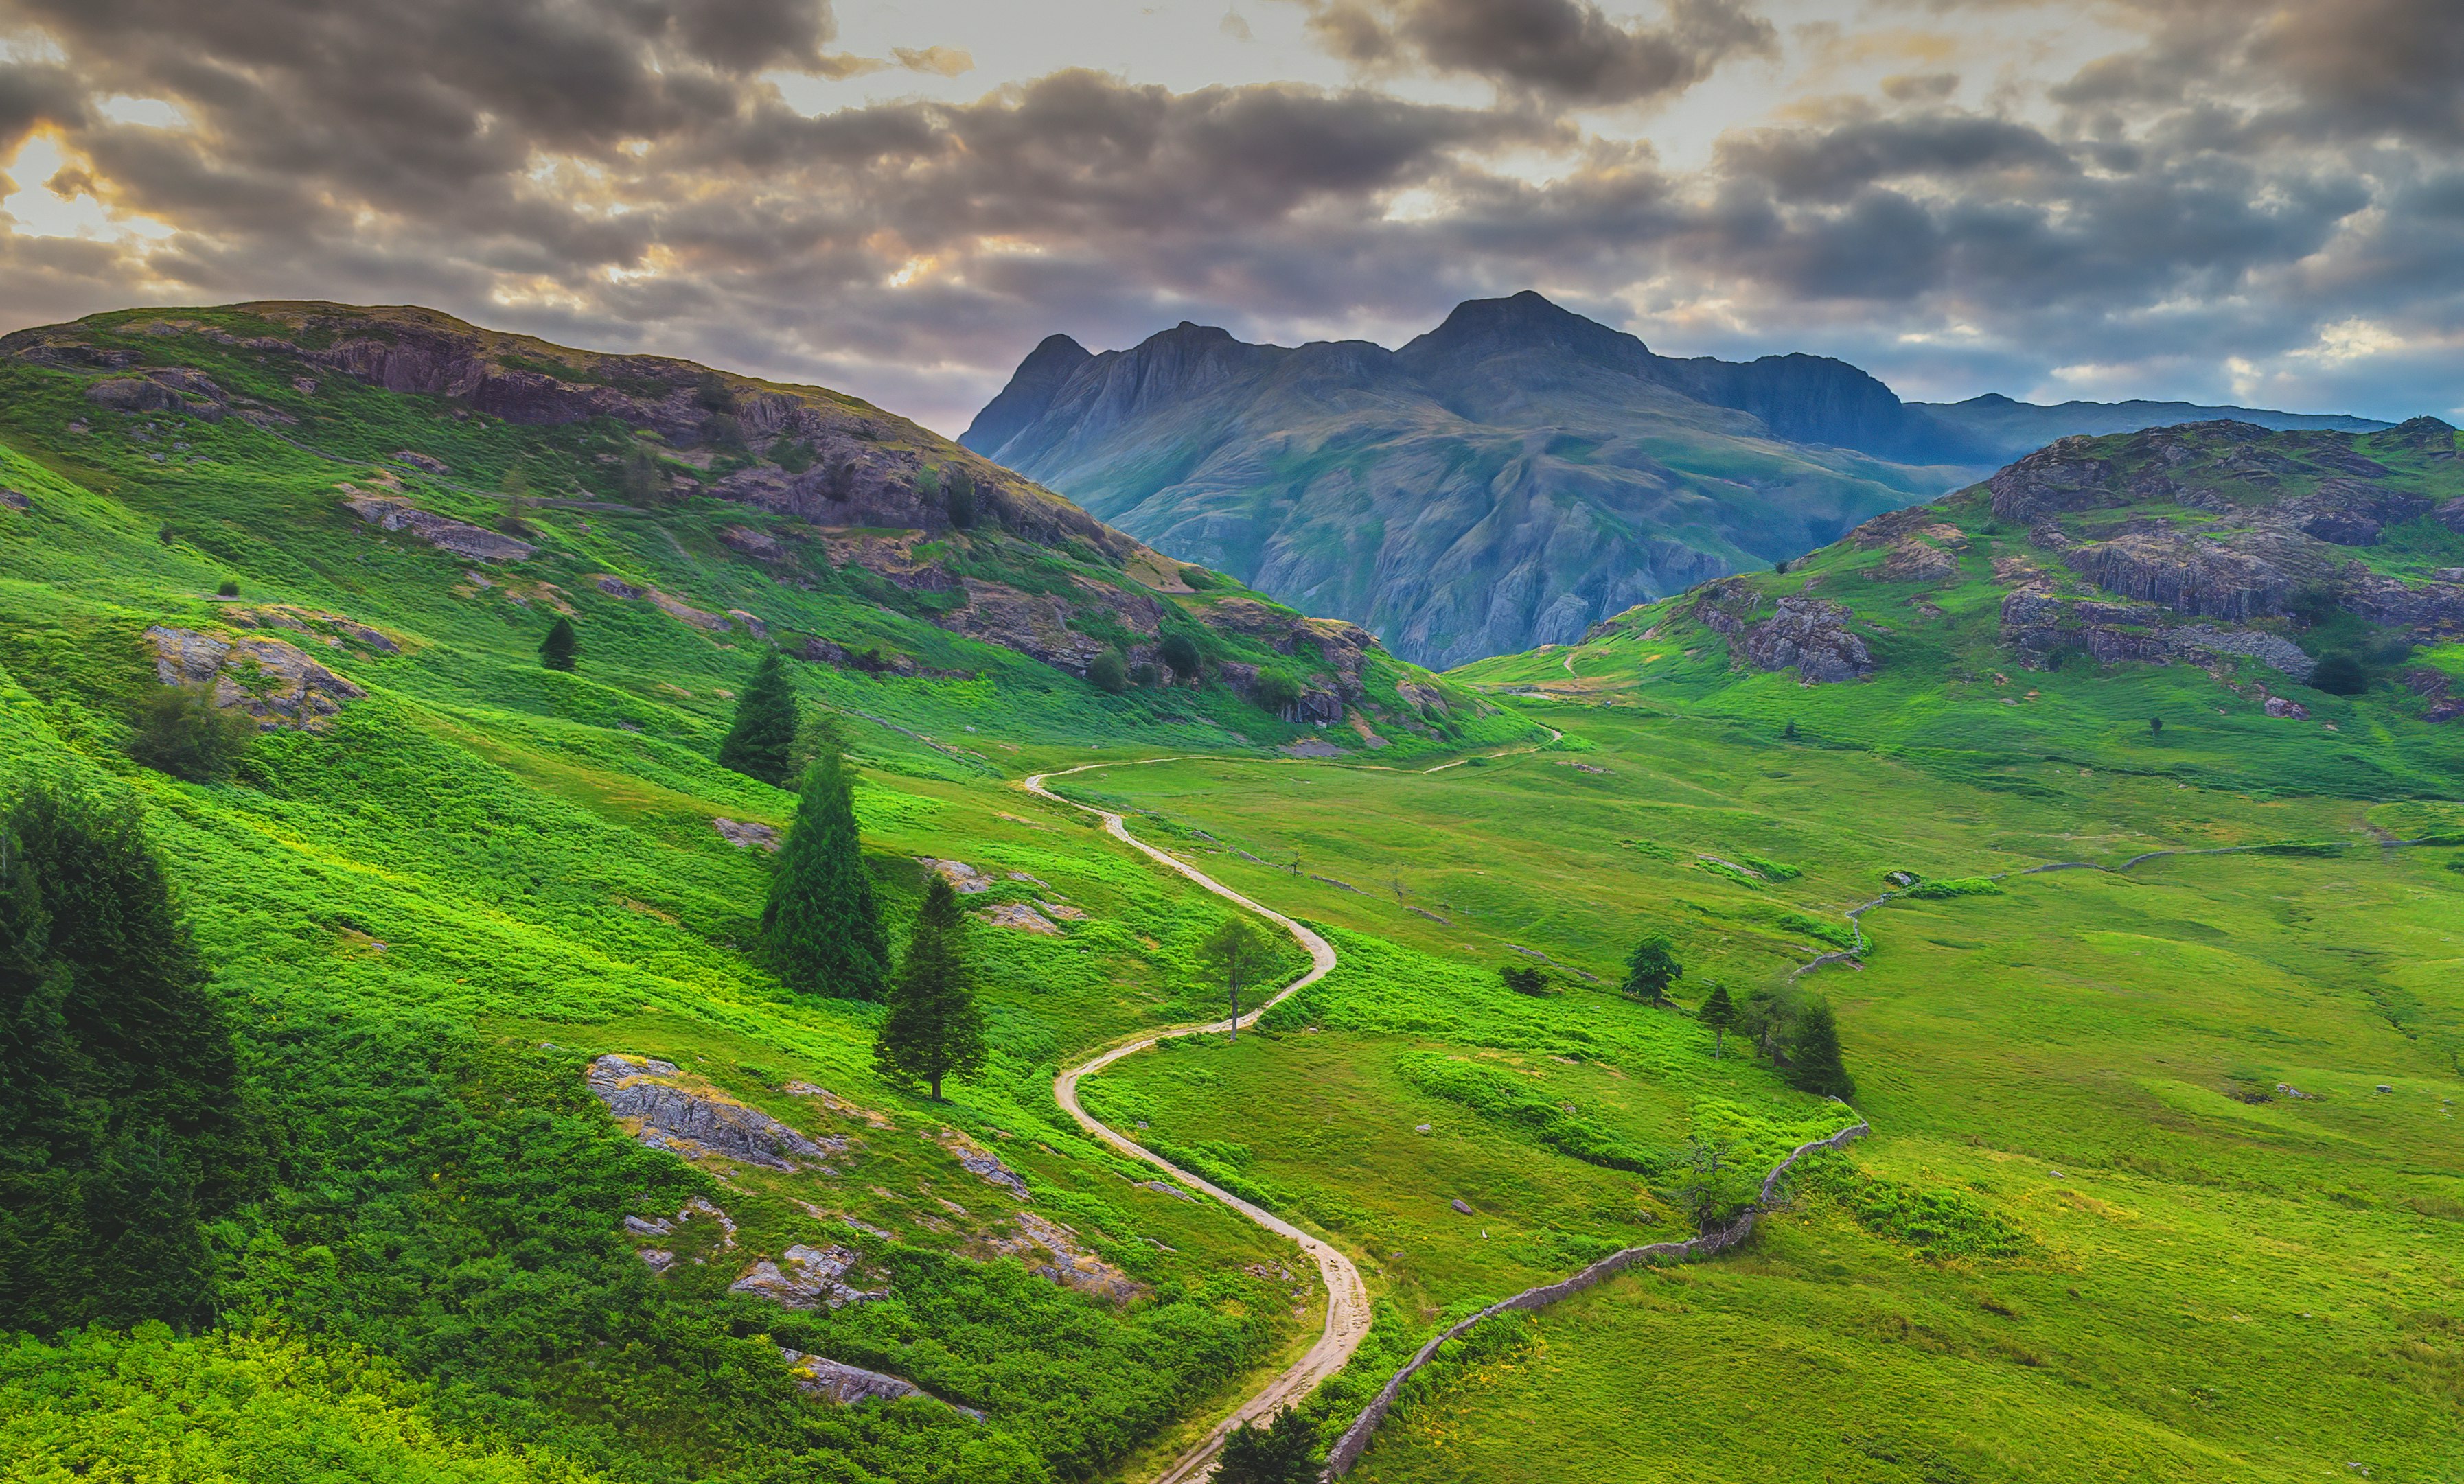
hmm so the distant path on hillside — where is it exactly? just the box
[1028,763,1367,1484]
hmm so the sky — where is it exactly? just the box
[0,0,2458,435]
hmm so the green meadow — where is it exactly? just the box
[1,307,2459,1483]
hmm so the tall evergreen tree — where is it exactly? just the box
[540,616,579,672]
[0,788,251,1333]
[1622,929,1681,1005]
[872,878,988,1100]
[1786,995,1856,1100]
[763,747,888,999]
[717,650,799,787]
[1698,982,1738,1059]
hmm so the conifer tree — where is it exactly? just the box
[1622,929,1681,1005]
[763,746,888,999]
[540,616,579,672]
[0,788,251,1333]
[717,650,799,787]
[872,877,987,1100]
[1698,982,1738,1058]
[1786,995,1856,1100]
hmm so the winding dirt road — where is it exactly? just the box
[1026,762,1371,1484]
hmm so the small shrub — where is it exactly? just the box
[215,579,239,597]
[1179,566,1215,589]
[1500,964,1552,996]
[1254,670,1301,716]
[2311,651,2367,695]
[1087,651,1129,694]
[943,466,978,529]
[128,684,256,783]
[1902,876,2001,899]
[1129,662,1160,688]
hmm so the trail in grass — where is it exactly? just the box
[1026,763,1368,1484]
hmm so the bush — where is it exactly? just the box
[1902,876,2002,899]
[1087,651,1129,693]
[2310,651,2367,695]
[1160,631,1203,682]
[1179,566,1215,589]
[1254,670,1301,716]
[215,579,239,597]
[1499,964,1552,996]
[538,616,578,672]
[128,684,255,782]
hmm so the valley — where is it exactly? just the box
[1,301,2459,1484]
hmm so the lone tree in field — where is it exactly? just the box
[1622,929,1681,1006]
[763,746,889,999]
[873,877,988,1100]
[1786,995,1856,1100]
[1698,982,1738,1058]
[1217,1407,1320,1484]
[2148,716,2164,739]
[1201,915,1271,1041]
[717,649,799,787]
[942,465,977,529]
[539,616,579,672]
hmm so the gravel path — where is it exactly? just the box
[1026,763,1370,1484]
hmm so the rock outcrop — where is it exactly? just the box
[974,1212,1144,1304]
[730,1244,882,1309]
[586,1054,844,1171]
[146,625,365,729]
[344,491,536,562]
[1693,581,1873,683]
[778,1350,971,1412]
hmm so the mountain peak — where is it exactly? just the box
[960,333,1094,458]
[1401,291,1653,368]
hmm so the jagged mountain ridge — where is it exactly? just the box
[963,292,2380,667]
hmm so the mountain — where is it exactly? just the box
[963,292,2385,668]
[5,301,1501,741]
[963,292,1978,668]
[1914,391,2389,462]
[1457,415,2464,793]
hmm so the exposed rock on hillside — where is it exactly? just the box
[1692,580,1873,683]
[779,1350,976,1413]
[974,1211,1144,1304]
[146,625,365,728]
[730,1244,882,1309]
[228,605,401,653]
[344,491,536,562]
[586,1054,844,1172]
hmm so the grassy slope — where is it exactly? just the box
[5,307,2461,1484]
[0,310,1526,1481]
[1067,706,2464,1483]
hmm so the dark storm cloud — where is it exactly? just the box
[1301,0,1775,105]
[0,0,2461,429]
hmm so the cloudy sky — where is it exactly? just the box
[1,0,2457,433]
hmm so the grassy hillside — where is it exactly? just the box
[5,306,2461,1484]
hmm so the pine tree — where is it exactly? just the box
[540,616,579,672]
[1698,982,1738,1058]
[1786,995,1856,1100]
[1622,929,1681,1005]
[872,877,988,1100]
[717,650,799,787]
[0,788,251,1333]
[763,747,888,999]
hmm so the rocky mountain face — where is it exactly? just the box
[1567,417,2464,726]
[964,292,2376,667]
[963,293,1966,667]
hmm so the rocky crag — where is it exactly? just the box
[963,292,2377,666]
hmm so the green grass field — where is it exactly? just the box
[3,308,2461,1483]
